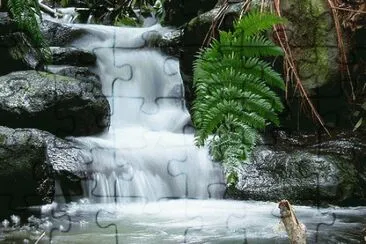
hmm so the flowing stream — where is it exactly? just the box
[30,14,366,243]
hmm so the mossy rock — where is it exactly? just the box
[280,0,342,91]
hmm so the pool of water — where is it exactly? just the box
[2,199,362,243]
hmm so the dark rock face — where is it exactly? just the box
[0,12,17,34]
[50,47,96,66]
[0,13,44,75]
[0,70,110,137]
[161,0,218,27]
[228,130,366,206]
[0,126,54,220]
[146,29,183,58]
[0,126,91,218]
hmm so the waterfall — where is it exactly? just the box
[65,23,225,203]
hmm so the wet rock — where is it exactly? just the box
[46,65,102,90]
[159,29,183,58]
[0,70,110,137]
[40,19,87,46]
[228,130,366,206]
[0,126,53,219]
[50,47,96,66]
[145,29,183,58]
[0,126,91,218]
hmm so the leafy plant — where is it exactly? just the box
[72,0,156,26]
[153,0,164,20]
[114,15,139,27]
[192,10,287,184]
[7,0,51,62]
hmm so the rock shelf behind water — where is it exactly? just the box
[0,70,110,137]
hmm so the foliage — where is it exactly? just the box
[52,0,161,26]
[7,0,51,62]
[153,0,164,21]
[59,0,70,7]
[192,10,286,184]
[114,16,139,27]
[353,101,366,132]
[110,0,158,26]
[64,0,157,26]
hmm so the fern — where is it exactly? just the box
[7,0,51,62]
[192,10,286,184]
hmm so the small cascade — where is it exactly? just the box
[65,23,225,203]
[46,7,80,23]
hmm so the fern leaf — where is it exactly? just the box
[234,10,287,38]
[192,10,287,184]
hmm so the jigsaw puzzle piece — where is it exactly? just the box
[182,201,250,244]
[47,208,72,243]
[95,209,119,244]
[207,182,227,199]
[86,140,189,202]
[225,214,248,244]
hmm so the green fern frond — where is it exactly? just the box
[195,50,285,90]
[218,32,284,57]
[192,10,287,184]
[234,10,287,38]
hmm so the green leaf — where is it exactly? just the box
[192,10,286,185]
[353,117,363,132]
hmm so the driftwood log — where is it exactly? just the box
[279,200,307,244]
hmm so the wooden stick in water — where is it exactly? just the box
[35,231,46,244]
[278,200,307,244]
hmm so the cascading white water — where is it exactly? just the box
[66,24,225,203]
[28,15,366,244]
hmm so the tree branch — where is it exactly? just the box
[279,200,307,244]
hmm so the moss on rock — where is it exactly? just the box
[281,0,341,90]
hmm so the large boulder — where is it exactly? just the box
[0,70,110,137]
[227,130,366,206]
[0,126,91,219]
[280,0,341,91]
[0,127,53,220]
